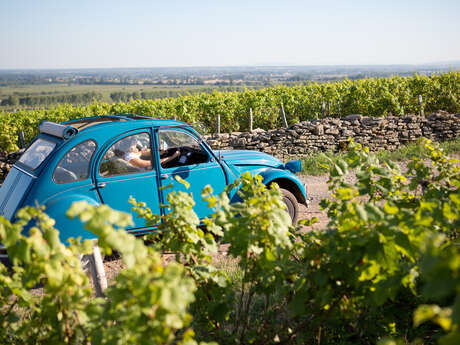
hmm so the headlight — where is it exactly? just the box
[285,160,302,173]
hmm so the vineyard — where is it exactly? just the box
[0,72,459,152]
[0,140,459,344]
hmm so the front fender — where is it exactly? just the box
[44,195,100,244]
[244,168,307,205]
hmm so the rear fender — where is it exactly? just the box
[44,195,100,244]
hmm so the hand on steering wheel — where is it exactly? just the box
[161,149,181,168]
[172,149,181,159]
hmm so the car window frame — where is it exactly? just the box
[17,137,58,171]
[52,139,98,185]
[97,130,155,178]
[157,128,211,170]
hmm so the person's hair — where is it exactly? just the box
[114,149,124,158]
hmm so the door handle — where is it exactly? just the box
[97,182,106,188]
[160,174,169,180]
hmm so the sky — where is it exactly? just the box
[0,0,459,69]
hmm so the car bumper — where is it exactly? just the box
[0,244,11,267]
[0,243,6,257]
[303,183,311,207]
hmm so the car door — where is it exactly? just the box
[95,129,161,231]
[157,128,227,220]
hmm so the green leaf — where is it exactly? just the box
[365,204,384,221]
[383,202,399,215]
[439,331,460,345]
[354,204,368,222]
[414,304,440,327]
[14,240,31,264]
[330,164,344,177]
[175,175,190,189]
[264,247,276,261]
[443,202,457,221]
[335,187,356,200]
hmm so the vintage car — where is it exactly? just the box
[0,115,308,248]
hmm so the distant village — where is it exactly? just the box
[2,64,457,87]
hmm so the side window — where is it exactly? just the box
[158,130,209,169]
[19,138,56,170]
[99,132,153,177]
[53,140,97,184]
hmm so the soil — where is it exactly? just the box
[298,174,332,231]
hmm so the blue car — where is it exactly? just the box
[0,115,308,247]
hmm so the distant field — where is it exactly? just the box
[0,83,234,96]
[0,83,252,111]
[0,84,248,102]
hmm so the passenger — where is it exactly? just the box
[123,139,152,169]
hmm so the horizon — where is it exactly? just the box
[1,61,460,72]
[1,1,459,69]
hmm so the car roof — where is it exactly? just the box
[63,114,183,131]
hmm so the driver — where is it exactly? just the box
[160,147,180,167]
[158,138,180,167]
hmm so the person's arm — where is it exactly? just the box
[160,150,180,165]
[129,157,152,169]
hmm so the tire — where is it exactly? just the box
[280,188,299,224]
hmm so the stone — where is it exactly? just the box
[313,125,324,135]
[341,129,354,137]
[345,114,363,121]
[233,138,247,146]
[325,128,340,135]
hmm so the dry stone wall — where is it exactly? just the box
[205,111,460,159]
[0,111,459,181]
[0,150,24,181]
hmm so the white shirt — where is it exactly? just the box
[124,151,140,162]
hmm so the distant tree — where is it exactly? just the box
[131,91,140,100]
[110,92,122,102]
[8,95,19,107]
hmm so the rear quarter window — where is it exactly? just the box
[18,138,56,170]
[53,140,97,184]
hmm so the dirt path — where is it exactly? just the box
[298,175,331,230]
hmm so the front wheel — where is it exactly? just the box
[280,188,299,224]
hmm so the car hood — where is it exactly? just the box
[215,150,284,169]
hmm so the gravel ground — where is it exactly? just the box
[298,174,331,231]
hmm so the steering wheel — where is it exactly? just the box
[161,147,183,168]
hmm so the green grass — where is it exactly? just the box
[301,137,460,176]
[301,151,347,176]
[213,255,243,284]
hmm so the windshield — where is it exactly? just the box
[18,138,56,170]
[189,123,207,137]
